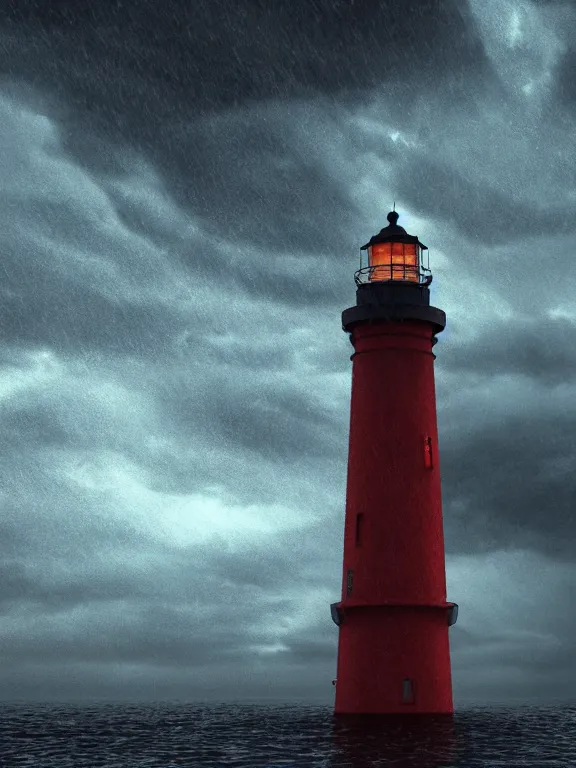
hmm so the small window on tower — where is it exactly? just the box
[402,678,415,704]
[424,436,433,469]
[346,569,354,596]
[355,513,364,546]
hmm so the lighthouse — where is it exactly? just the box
[331,211,457,715]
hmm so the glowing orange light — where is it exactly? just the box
[368,242,419,282]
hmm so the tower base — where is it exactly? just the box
[333,602,456,715]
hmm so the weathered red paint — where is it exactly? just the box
[334,318,454,714]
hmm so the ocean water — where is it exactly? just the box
[0,702,575,767]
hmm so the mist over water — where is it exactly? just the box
[1,703,574,767]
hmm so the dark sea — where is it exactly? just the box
[0,703,574,767]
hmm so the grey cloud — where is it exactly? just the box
[435,317,576,559]
[0,0,494,261]
[441,412,576,559]
[0,604,253,667]
[449,551,576,704]
[394,154,576,247]
[0,216,188,357]
[0,561,149,614]
[211,546,305,591]
[0,1,489,115]
[443,316,576,385]
[555,49,576,108]
[284,638,335,664]
[0,290,181,357]
[212,385,340,461]
[0,0,575,707]
[0,513,339,691]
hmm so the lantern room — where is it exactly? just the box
[356,211,431,286]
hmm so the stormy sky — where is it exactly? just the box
[0,0,575,706]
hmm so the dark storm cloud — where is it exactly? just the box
[441,411,576,559]
[0,465,145,561]
[547,1,576,110]
[0,1,488,113]
[0,559,150,613]
[447,549,576,703]
[0,0,575,707]
[0,119,197,357]
[435,314,576,558]
[0,0,494,254]
[394,154,576,246]
[0,582,277,667]
[211,384,340,460]
[0,488,340,698]
[0,514,337,619]
[445,316,576,384]
[555,49,576,104]
[0,101,348,369]
[0,287,181,357]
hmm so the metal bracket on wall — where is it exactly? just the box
[448,604,459,626]
[330,603,343,626]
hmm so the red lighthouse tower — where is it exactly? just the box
[331,211,457,715]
